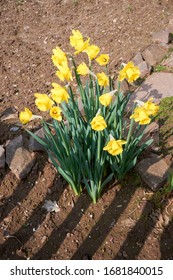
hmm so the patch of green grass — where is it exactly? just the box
[168,46,173,53]
[127,5,133,12]
[156,97,173,156]
[154,64,167,72]
[16,0,25,5]
[72,0,78,6]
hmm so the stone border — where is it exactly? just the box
[130,18,173,81]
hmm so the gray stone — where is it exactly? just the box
[10,126,20,132]
[152,30,171,44]
[167,18,173,33]
[0,146,5,169]
[115,78,129,93]
[142,45,167,66]
[7,147,36,180]
[136,122,159,150]
[132,52,143,65]
[1,107,18,121]
[143,122,159,147]
[162,53,173,68]
[158,42,170,51]
[136,155,171,191]
[29,128,45,152]
[128,73,173,111]
[5,135,35,179]
[137,61,151,78]
[6,135,23,165]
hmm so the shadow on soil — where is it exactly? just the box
[0,152,173,260]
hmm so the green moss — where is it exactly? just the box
[154,64,167,72]
[156,97,173,156]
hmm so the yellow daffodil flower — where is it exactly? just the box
[131,98,159,125]
[118,61,140,83]
[74,39,90,55]
[70,30,84,47]
[19,107,33,125]
[51,83,70,103]
[35,93,54,111]
[99,93,113,106]
[50,106,62,121]
[56,61,73,82]
[85,45,100,60]
[70,30,90,55]
[96,54,110,65]
[143,98,159,116]
[51,46,67,67]
[90,115,107,131]
[103,136,127,156]
[130,107,151,125]
[77,62,89,76]
[97,72,109,87]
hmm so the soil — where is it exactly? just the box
[1,0,173,260]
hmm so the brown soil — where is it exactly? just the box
[1,0,173,260]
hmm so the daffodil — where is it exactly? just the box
[103,135,127,156]
[51,83,70,103]
[96,54,110,65]
[90,115,107,131]
[97,72,109,87]
[51,46,67,67]
[50,106,62,121]
[85,45,100,60]
[74,39,90,55]
[99,93,113,106]
[35,93,54,111]
[143,98,159,116]
[70,30,84,48]
[77,62,89,76]
[19,107,42,125]
[19,107,33,124]
[118,61,140,83]
[70,29,90,55]
[130,98,159,125]
[56,61,73,82]
[130,107,151,125]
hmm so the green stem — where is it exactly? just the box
[126,118,134,146]
[97,131,101,162]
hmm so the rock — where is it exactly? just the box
[10,126,20,132]
[141,122,159,149]
[137,61,151,78]
[1,107,18,121]
[6,135,35,179]
[132,52,143,65]
[115,78,129,93]
[132,52,150,78]
[167,18,173,33]
[128,73,173,111]
[6,147,36,180]
[0,146,5,169]
[142,45,167,66]
[162,53,173,68]
[29,128,45,151]
[136,154,171,191]
[158,42,170,51]
[152,30,171,44]
[6,135,23,165]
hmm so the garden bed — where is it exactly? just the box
[0,0,173,260]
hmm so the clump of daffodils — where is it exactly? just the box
[19,30,159,203]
